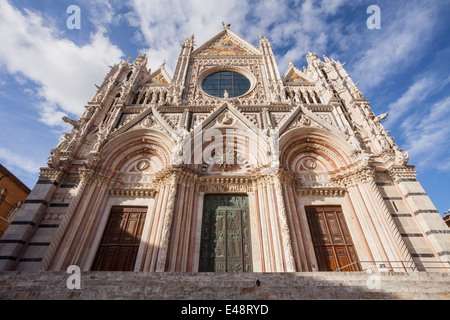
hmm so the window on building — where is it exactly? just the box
[202,71,251,98]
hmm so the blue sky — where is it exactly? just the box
[0,0,449,216]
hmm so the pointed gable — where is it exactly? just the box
[199,35,253,56]
[141,62,172,85]
[283,62,315,85]
[193,28,262,57]
[148,71,168,84]
[190,102,262,136]
[286,70,303,83]
[110,106,175,139]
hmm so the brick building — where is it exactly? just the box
[0,164,30,238]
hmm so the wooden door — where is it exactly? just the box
[91,206,147,271]
[199,195,252,272]
[306,206,360,271]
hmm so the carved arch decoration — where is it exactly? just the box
[188,127,271,173]
[95,129,174,181]
[279,127,354,173]
[201,149,252,174]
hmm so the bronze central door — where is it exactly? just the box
[199,195,252,272]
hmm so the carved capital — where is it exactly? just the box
[330,166,376,188]
[387,165,417,183]
[39,167,64,183]
[78,167,95,183]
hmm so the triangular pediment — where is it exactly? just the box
[148,71,169,84]
[278,104,348,141]
[283,63,315,85]
[190,102,263,137]
[109,106,175,139]
[141,63,172,85]
[192,28,262,57]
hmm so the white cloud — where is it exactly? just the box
[0,0,124,126]
[0,147,42,175]
[383,76,435,129]
[127,0,352,74]
[401,96,450,171]
[350,1,438,91]
[128,0,252,73]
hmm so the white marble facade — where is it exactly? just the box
[1,25,448,273]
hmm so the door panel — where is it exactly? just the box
[199,195,251,272]
[91,206,147,271]
[306,206,361,272]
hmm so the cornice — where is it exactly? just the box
[296,188,346,197]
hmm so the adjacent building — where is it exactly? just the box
[0,164,30,238]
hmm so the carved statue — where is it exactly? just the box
[347,131,363,151]
[171,128,189,165]
[80,105,96,122]
[93,86,106,103]
[220,113,233,125]
[62,116,80,128]
[374,113,388,123]
[377,133,391,151]
[298,114,311,126]
[92,126,109,152]
[394,145,409,166]
[267,129,280,168]
[47,148,61,168]
[222,21,231,29]
[55,132,72,151]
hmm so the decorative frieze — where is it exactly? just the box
[110,189,156,198]
[296,188,345,197]
[39,167,64,183]
[387,165,417,183]
[199,177,253,193]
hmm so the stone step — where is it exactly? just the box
[0,271,448,300]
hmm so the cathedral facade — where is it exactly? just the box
[1,26,449,273]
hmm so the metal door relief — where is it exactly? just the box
[199,195,252,272]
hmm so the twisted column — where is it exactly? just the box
[156,173,178,272]
[273,174,296,272]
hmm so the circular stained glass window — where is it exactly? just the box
[201,71,251,98]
